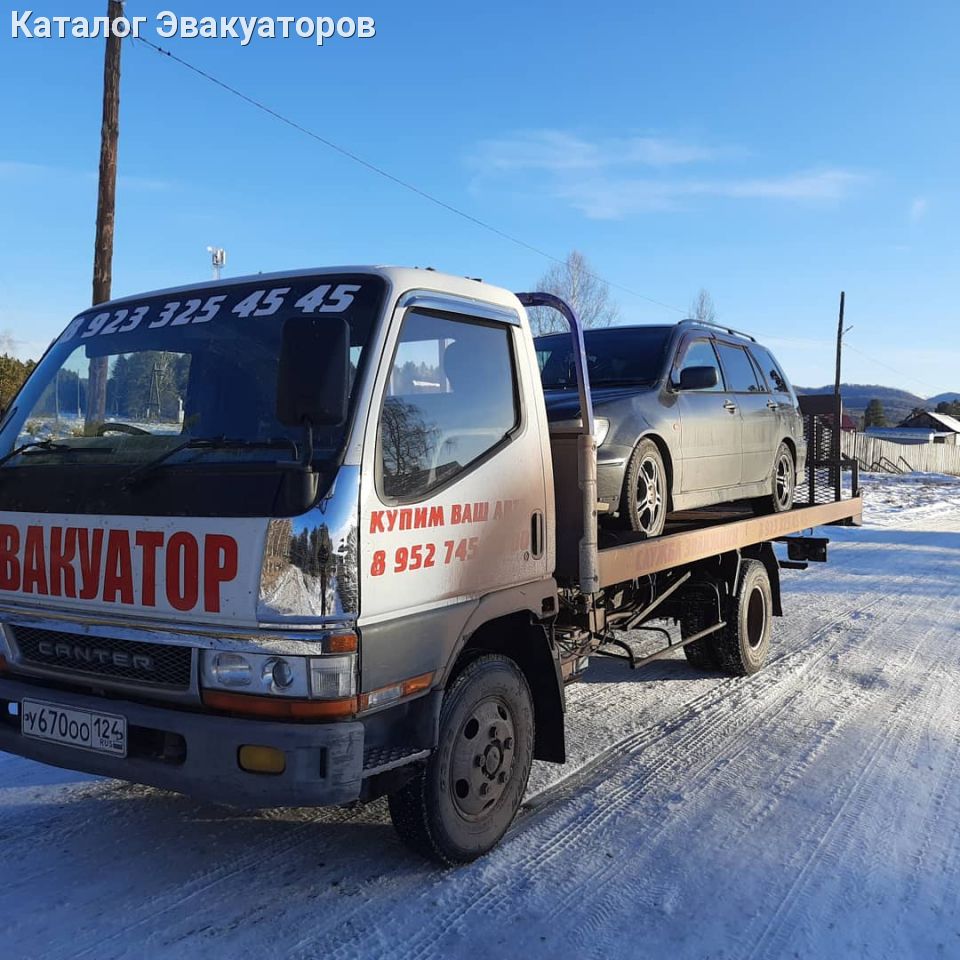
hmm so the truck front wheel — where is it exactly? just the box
[388,654,534,864]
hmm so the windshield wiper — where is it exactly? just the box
[0,439,73,468]
[120,437,300,490]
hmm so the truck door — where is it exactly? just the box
[356,295,550,688]
[714,341,779,485]
[674,337,742,491]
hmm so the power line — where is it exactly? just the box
[134,36,686,315]
[842,343,942,399]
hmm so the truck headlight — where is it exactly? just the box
[207,652,253,688]
[201,650,355,700]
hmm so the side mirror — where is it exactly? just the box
[678,365,719,391]
[277,316,350,427]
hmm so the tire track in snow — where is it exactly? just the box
[310,594,896,960]
[741,592,958,960]
[526,602,913,958]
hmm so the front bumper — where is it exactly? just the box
[596,444,632,508]
[0,676,364,808]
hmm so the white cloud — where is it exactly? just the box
[0,160,171,192]
[472,130,726,173]
[909,196,928,222]
[556,169,865,220]
[470,131,865,219]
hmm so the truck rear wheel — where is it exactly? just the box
[388,654,534,864]
[716,559,772,676]
[679,587,721,670]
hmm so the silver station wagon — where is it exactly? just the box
[535,320,807,537]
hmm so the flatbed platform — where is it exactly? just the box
[597,495,863,588]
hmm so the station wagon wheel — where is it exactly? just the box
[773,447,795,511]
[752,441,795,516]
[620,439,668,538]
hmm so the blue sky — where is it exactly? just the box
[2,1,958,394]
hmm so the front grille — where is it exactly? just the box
[11,626,193,689]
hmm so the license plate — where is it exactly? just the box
[21,699,127,757]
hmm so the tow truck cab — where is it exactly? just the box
[0,266,562,816]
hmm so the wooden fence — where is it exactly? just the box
[841,432,960,476]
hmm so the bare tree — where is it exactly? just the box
[528,250,621,336]
[689,288,717,324]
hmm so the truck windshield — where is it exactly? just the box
[536,326,673,389]
[0,274,385,473]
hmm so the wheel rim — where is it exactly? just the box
[774,451,793,509]
[449,697,516,821]
[746,586,767,649]
[635,455,665,535]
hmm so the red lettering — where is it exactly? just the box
[21,526,49,595]
[451,504,462,524]
[0,524,20,591]
[76,528,105,599]
[203,534,238,613]
[414,506,428,528]
[166,532,199,611]
[429,506,444,527]
[49,527,78,597]
[135,531,164,607]
[101,530,134,604]
[370,511,386,534]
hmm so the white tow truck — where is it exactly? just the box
[0,266,861,862]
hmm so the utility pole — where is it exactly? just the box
[834,291,845,398]
[85,0,124,428]
[833,291,846,500]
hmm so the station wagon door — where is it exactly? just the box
[674,337,742,492]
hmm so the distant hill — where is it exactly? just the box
[929,392,960,406]
[796,383,927,425]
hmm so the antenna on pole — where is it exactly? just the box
[207,246,227,281]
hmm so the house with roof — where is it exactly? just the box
[896,410,960,445]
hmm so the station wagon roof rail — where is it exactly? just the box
[677,318,758,343]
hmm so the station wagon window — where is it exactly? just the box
[716,343,763,393]
[676,339,724,392]
[379,311,519,500]
[751,345,792,395]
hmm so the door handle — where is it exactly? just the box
[767,401,779,410]
[723,400,737,413]
[530,511,544,559]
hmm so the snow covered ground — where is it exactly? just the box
[3,472,960,959]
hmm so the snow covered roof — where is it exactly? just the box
[925,411,960,433]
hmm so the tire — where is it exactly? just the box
[679,596,721,671]
[753,442,795,515]
[715,559,772,676]
[388,654,534,865]
[619,438,668,538]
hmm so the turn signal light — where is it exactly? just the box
[358,672,434,711]
[238,745,286,775]
[203,689,358,719]
[326,633,358,654]
[0,655,8,673]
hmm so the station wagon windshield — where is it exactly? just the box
[536,326,672,389]
[0,274,385,471]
